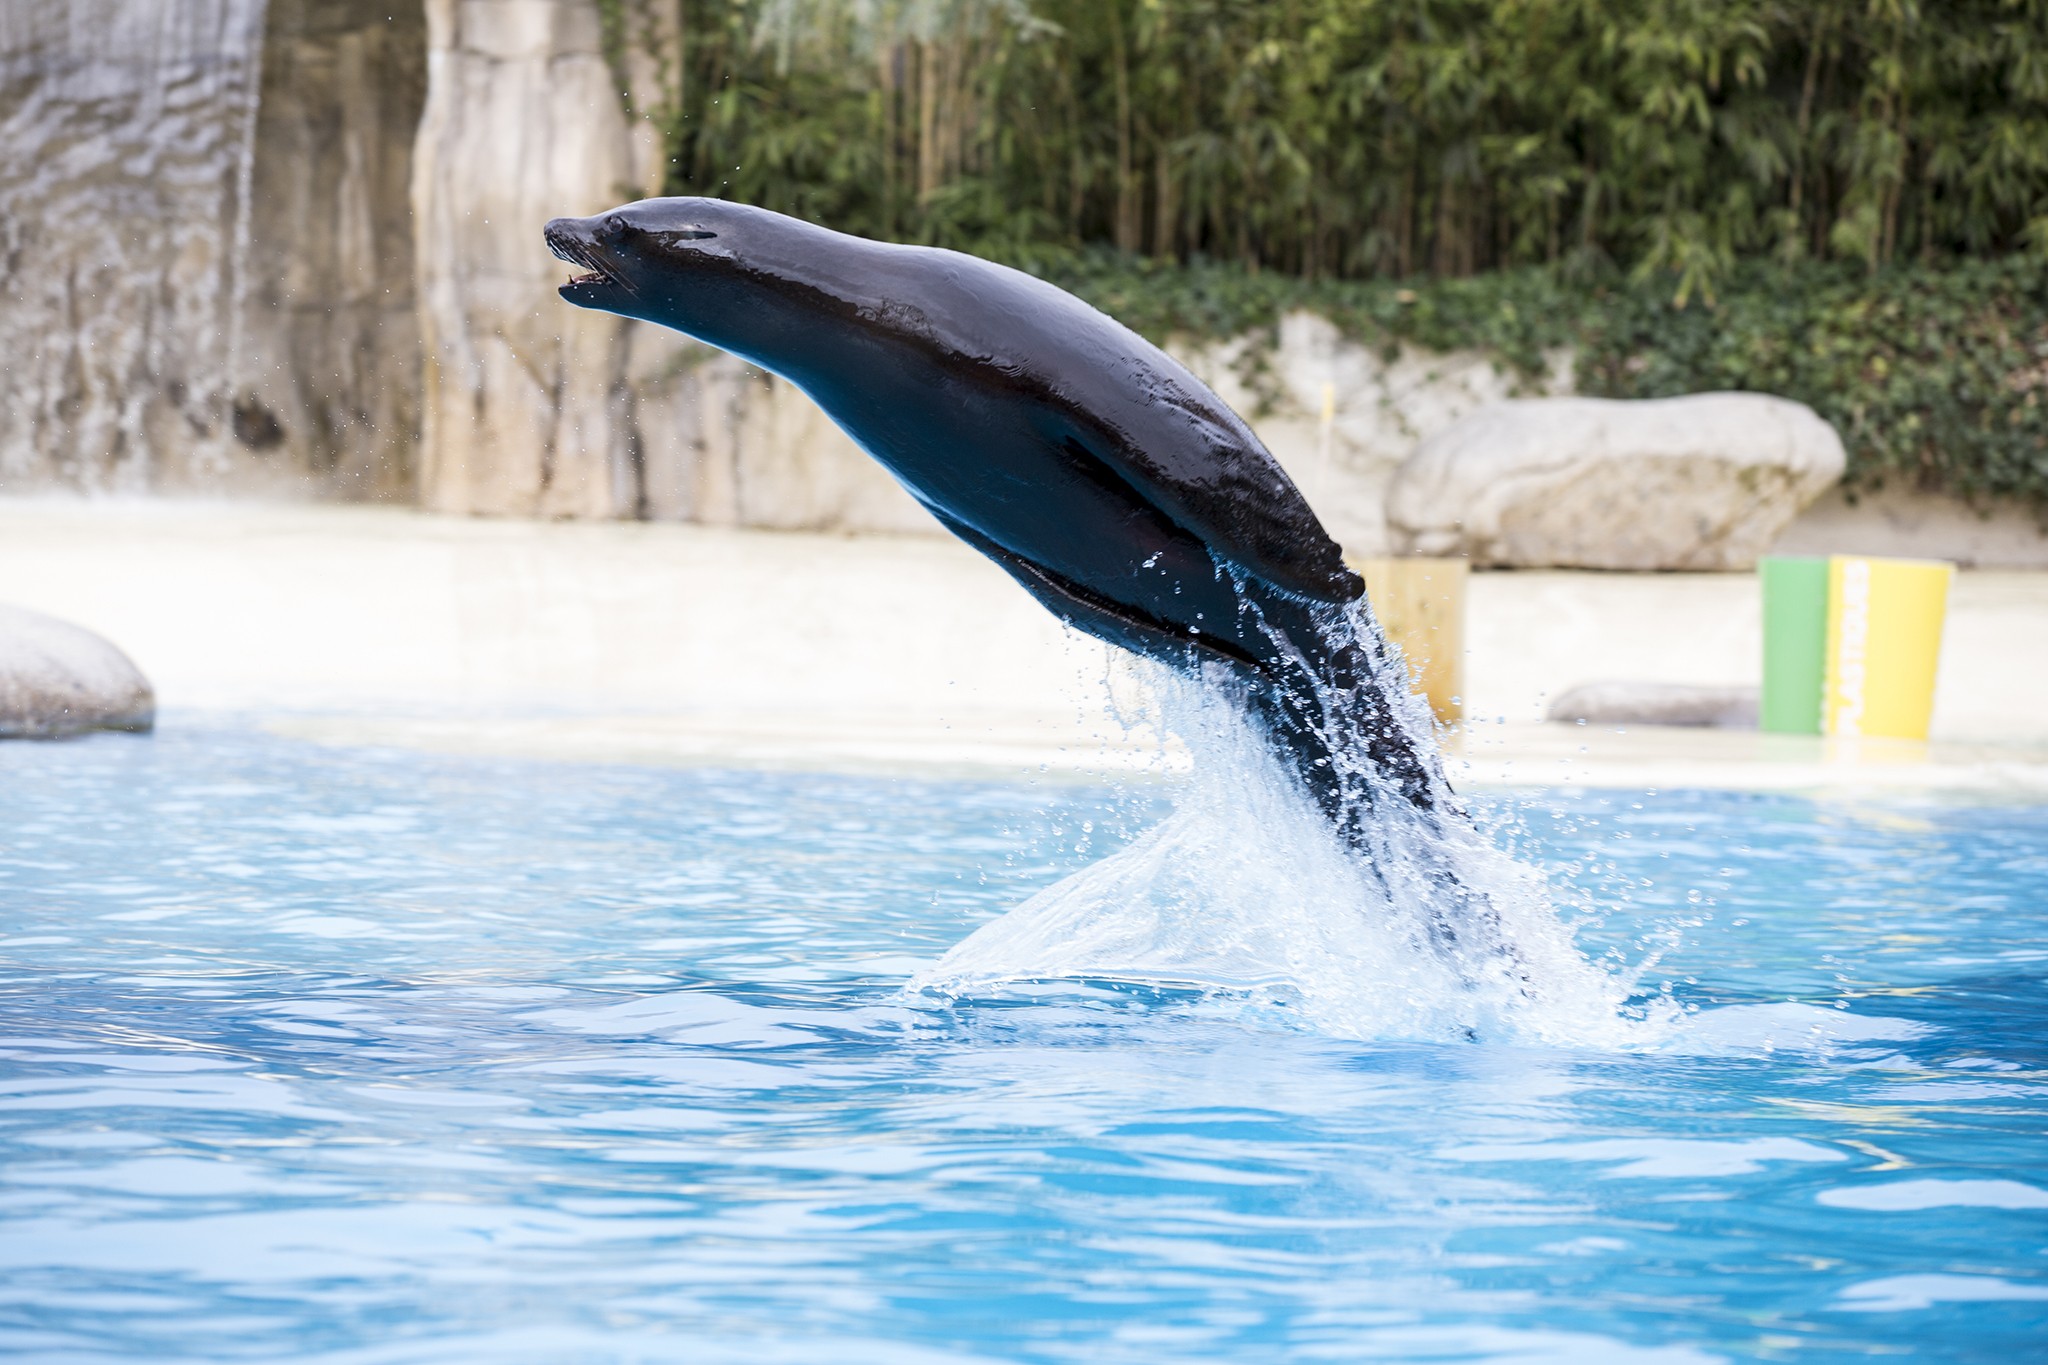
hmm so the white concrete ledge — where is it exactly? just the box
[2,498,2043,792]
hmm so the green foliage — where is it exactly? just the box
[1033,249,1583,374]
[669,0,2048,294]
[654,1,2048,509]
[1577,257,2048,508]
[1033,252,2048,511]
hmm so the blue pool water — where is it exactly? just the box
[1,725,2045,1362]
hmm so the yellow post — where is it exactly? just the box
[1352,557,1469,726]
[1822,555,1952,741]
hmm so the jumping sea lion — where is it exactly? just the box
[544,198,1454,855]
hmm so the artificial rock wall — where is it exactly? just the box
[405,0,935,531]
[0,0,427,499]
[0,0,1549,544]
[242,0,427,501]
[414,0,650,518]
[0,0,273,494]
[6,1,2042,567]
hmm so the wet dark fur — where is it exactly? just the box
[546,199,1449,846]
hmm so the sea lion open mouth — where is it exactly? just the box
[543,219,631,296]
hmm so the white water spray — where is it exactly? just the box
[913,647,1671,1047]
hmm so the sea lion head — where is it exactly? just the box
[545,197,846,362]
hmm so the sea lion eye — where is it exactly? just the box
[666,229,718,241]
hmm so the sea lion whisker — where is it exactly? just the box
[544,225,634,293]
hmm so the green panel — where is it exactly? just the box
[1760,556,1830,734]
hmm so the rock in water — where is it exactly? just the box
[1387,394,1845,570]
[0,606,155,739]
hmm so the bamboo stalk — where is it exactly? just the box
[1109,3,1139,253]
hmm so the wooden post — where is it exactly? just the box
[1350,557,1469,726]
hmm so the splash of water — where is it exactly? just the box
[913,602,1672,1047]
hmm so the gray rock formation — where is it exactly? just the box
[0,0,270,494]
[411,0,678,520]
[0,0,426,500]
[1387,393,1846,570]
[1548,681,1758,729]
[0,605,155,738]
[631,330,939,533]
[237,0,428,501]
[412,0,632,518]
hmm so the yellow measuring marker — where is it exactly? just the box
[1822,556,1952,741]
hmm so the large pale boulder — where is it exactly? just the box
[1387,393,1845,570]
[0,605,154,739]
[1179,312,1575,555]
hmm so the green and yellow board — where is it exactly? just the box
[1760,555,1953,740]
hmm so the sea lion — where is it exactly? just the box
[544,198,1451,850]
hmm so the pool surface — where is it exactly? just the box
[1,726,2045,1362]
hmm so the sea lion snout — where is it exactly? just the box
[542,215,597,257]
[547,204,734,308]
[546,215,633,300]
